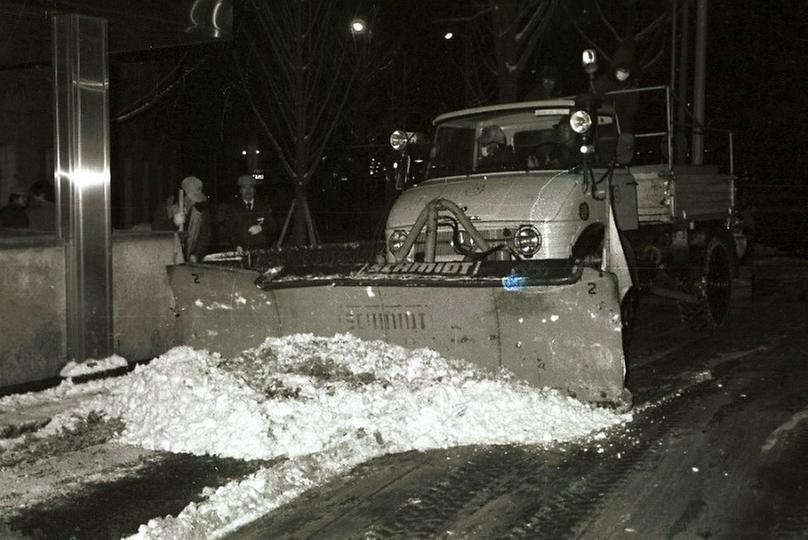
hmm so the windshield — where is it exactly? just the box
[425,109,616,179]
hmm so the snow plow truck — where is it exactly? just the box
[167,52,742,408]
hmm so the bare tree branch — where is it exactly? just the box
[232,50,295,179]
[433,5,493,24]
[641,44,665,72]
[640,15,668,71]
[514,0,557,72]
[114,52,189,118]
[592,0,622,43]
[563,2,612,63]
[242,33,296,138]
[248,0,294,63]
[634,13,667,43]
[247,4,296,95]
[564,0,668,75]
[235,0,373,243]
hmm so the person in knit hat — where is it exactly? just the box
[171,176,212,262]
[595,40,640,134]
[524,65,564,101]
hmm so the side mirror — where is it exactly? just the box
[616,133,635,165]
[394,154,411,191]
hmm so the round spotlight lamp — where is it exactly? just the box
[390,130,410,151]
[514,225,542,257]
[388,229,408,254]
[569,110,593,134]
[582,49,598,75]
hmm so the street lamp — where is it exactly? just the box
[350,19,367,35]
[444,31,454,40]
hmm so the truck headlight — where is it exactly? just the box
[390,131,409,151]
[514,225,542,256]
[570,110,592,134]
[388,229,408,254]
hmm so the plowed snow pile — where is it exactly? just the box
[63,334,630,538]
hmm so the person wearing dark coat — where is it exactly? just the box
[0,185,29,228]
[523,65,564,101]
[595,41,640,134]
[222,174,277,252]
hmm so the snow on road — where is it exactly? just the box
[13,334,632,538]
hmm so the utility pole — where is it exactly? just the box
[675,0,691,164]
[691,0,707,165]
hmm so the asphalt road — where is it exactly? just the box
[229,256,808,539]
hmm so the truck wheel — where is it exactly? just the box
[678,235,733,330]
[621,287,639,351]
[619,233,639,351]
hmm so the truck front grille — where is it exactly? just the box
[413,228,511,261]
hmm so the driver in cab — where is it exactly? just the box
[526,116,580,170]
[477,125,515,172]
[547,116,580,169]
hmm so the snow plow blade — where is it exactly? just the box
[167,259,628,405]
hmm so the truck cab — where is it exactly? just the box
[386,84,741,331]
[385,100,630,265]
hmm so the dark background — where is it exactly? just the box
[105,0,807,249]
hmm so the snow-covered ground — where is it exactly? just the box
[3,334,632,539]
[59,354,128,378]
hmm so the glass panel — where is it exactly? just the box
[0,64,55,236]
[425,126,476,178]
[425,109,617,178]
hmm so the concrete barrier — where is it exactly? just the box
[112,231,181,364]
[0,231,179,390]
[0,236,67,389]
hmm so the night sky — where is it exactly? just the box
[106,0,807,245]
[194,2,805,169]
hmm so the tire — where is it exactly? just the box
[678,235,733,330]
[619,233,639,352]
[621,287,639,351]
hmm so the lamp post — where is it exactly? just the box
[350,18,367,35]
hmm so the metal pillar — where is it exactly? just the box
[669,0,678,112]
[691,0,707,165]
[676,0,691,164]
[52,14,113,362]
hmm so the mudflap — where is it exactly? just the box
[167,264,627,405]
